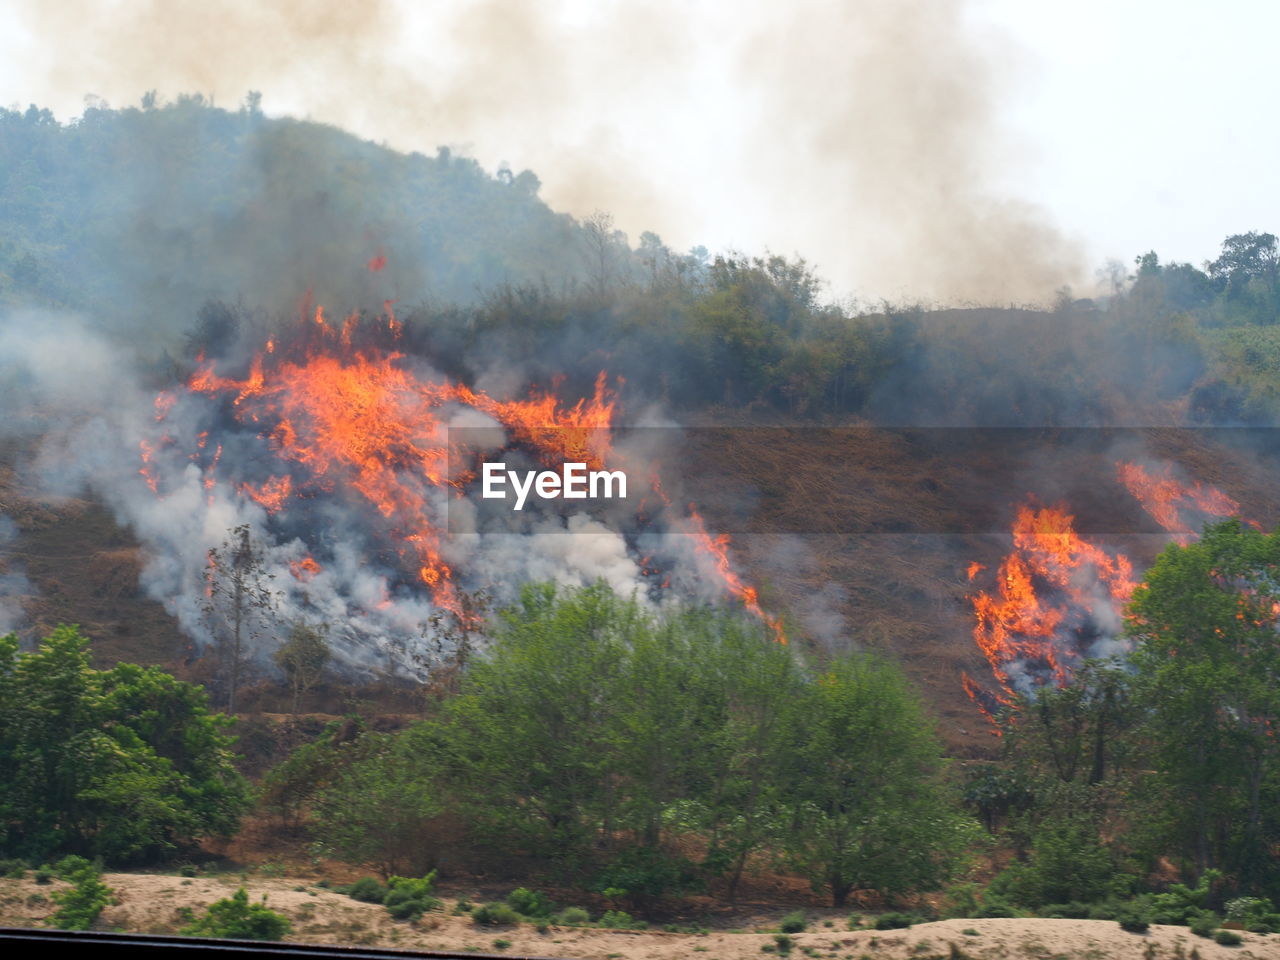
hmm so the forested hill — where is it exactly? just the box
[0,94,657,342]
[4,96,1280,427]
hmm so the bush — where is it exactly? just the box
[555,906,591,926]
[178,864,198,878]
[773,933,793,953]
[347,877,389,904]
[50,861,114,931]
[181,887,292,941]
[975,899,1017,919]
[1225,896,1273,927]
[1117,909,1150,934]
[472,903,521,926]
[599,909,646,930]
[779,911,807,933]
[0,858,26,878]
[381,873,439,921]
[1189,914,1218,938]
[875,912,917,930]
[1087,902,1119,921]
[506,887,555,919]
[33,866,53,884]
[1214,929,1243,946]
[53,855,96,879]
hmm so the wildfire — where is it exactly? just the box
[966,460,1243,725]
[1116,461,1239,537]
[143,300,784,639]
[968,501,1135,716]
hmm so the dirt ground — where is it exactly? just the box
[2,872,1278,960]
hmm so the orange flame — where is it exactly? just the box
[968,501,1135,709]
[1116,461,1239,537]
[241,475,293,513]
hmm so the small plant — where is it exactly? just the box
[847,915,862,930]
[1117,910,1150,934]
[1189,913,1218,938]
[875,912,916,930]
[761,945,777,954]
[1214,929,1243,946]
[0,858,27,878]
[599,909,646,930]
[554,906,591,926]
[962,929,980,937]
[181,887,292,941]
[178,864,198,878]
[774,933,794,954]
[26,893,46,906]
[506,887,555,919]
[781,911,808,933]
[493,939,512,950]
[824,920,834,928]
[347,877,389,904]
[384,873,441,921]
[34,866,53,885]
[472,902,521,926]
[50,861,114,931]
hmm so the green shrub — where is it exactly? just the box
[383,873,440,921]
[493,939,512,950]
[506,887,555,919]
[599,909,646,930]
[178,864,198,878]
[975,899,1017,919]
[1189,914,1218,938]
[50,862,114,931]
[1214,930,1242,947]
[1225,896,1273,929]
[780,911,807,933]
[0,858,27,878]
[1087,902,1118,921]
[773,933,793,953]
[347,877,389,904]
[53,855,95,879]
[472,903,521,926]
[181,887,291,941]
[555,906,591,926]
[875,912,916,930]
[1117,909,1150,934]
[34,866,53,885]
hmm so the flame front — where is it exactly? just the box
[143,303,784,643]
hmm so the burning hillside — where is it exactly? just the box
[124,295,786,678]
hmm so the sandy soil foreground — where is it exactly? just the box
[2,873,1278,959]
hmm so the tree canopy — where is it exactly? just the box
[0,625,250,863]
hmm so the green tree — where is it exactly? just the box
[778,655,976,906]
[273,621,330,713]
[0,625,250,863]
[312,727,442,878]
[1127,519,1280,891]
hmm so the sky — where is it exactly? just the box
[2,0,1277,304]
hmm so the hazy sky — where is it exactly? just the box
[2,0,1277,303]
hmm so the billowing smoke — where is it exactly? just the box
[8,0,1080,304]
[0,516,31,634]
